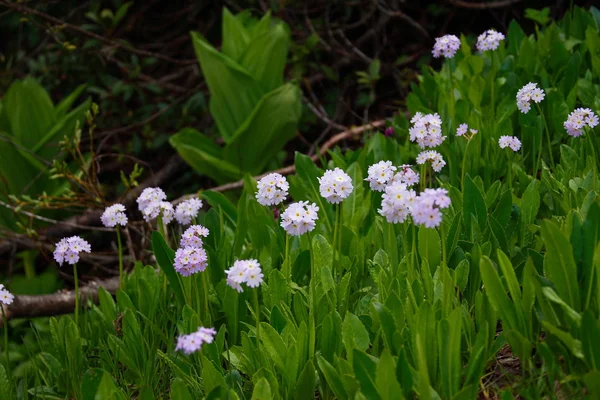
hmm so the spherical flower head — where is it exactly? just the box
[498,135,521,152]
[378,182,413,224]
[175,198,203,225]
[516,83,544,114]
[142,201,174,224]
[53,236,91,266]
[180,225,210,248]
[101,203,128,228]
[409,113,446,149]
[416,150,446,173]
[411,193,446,229]
[365,161,397,191]
[175,326,216,355]
[137,187,166,213]
[391,165,420,187]
[0,287,14,305]
[319,168,354,204]
[564,108,599,137]
[384,127,394,137]
[433,34,461,58]
[421,188,451,209]
[225,259,264,291]
[256,173,289,206]
[280,202,319,236]
[174,246,208,276]
[476,29,505,52]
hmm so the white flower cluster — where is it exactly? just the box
[180,225,210,248]
[176,327,216,355]
[416,150,447,172]
[364,160,397,191]
[456,123,478,138]
[225,259,264,292]
[516,82,545,113]
[101,204,128,228]
[411,189,451,228]
[498,136,522,152]
[391,165,420,187]
[0,284,14,305]
[378,182,416,223]
[564,108,599,137]
[175,197,203,225]
[256,173,289,206]
[432,34,461,58]
[137,187,174,224]
[53,236,92,266]
[319,168,354,204]
[409,112,446,149]
[280,201,319,236]
[476,29,505,51]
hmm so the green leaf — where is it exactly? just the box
[294,360,317,400]
[541,321,584,359]
[342,312,370,352]
[0,364,12,400]
[418,227,441,269]
[541,220,580,311]
[317,355,348,400]
[480,256,520,331]
[463,175,487,233]
[54,84,86,119]
[169,128,242,183]
[151,231,185,308]
[376,350,403,400]
[251,377,272,400]
[221,8,252,61]
[202,355,227,395]
[170,378,193,400]
[203,190,238,224]
[353,350,381,400]
[224,83,302,175]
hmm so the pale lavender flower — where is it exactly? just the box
[225,259,264,292]
[175,326,217,355]
[456,123,478,138]
[319,168,354,204]
[365,161,397,191]
[476,30,505,51]
[137,187,167,213]
[53,236,91,266]
[433,34,461,58]
[180,225,210,248]
[517,83,545,113]
[378,182,415,224]
[564,108,599,137]
[175,198,203,225]
[174,246,208,276]
[416,150,446,172]
[410,189,450,229]
[256,173,289,206]
[0,284,14,305]
[280,201,319,236]
[101,204,128,228]
[142,201,174,224]
[498,135,522,152]
[391,165,420,187]
[409,112,446,149]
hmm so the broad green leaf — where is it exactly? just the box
[294,360,317,400]
[541,220,580,311]
[353,350,381,400]
[202,356,227,395]
[541,321,584,359]
[251,378,272,400]
[221,8,252,61]
[342,312,370,352]
[0,364,12,400]
[151,231,185,307]
[418,227,441,269]
[463,175,487,233]
[480,256,520,331]
[202,190,238,224]
[376,349,403,400]
[317,355,348,400]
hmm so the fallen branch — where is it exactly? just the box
[446,0,522,9]
[0,277,120,327]
[173,119,386,204]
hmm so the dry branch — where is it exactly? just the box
[0,276,119,327]
[446,0,522,9]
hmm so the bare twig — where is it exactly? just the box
[0,0,195,66]
[0,277,120,327]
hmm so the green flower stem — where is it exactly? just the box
[284,234,292,304]
[73,263,80,326]
[332,205,340,279]
[1,305,8,374]
[252,289,262,366]
[116,226,124,289]
[447,61,455,129]
[420,164,426,191]
[201,272,211,325]
[387,223,398,273]
[461,138,472,192]
[441,222,447,267]
[587,132,598,193]
[536,103,555,170]
[507,151,513,192]
[410,224,417,282]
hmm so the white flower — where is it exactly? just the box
[280,201,319,236]
[225,259,264,291]
[365,161,397,191]
[416,150,446,172]
[175,198,203,225]
[318,168,354,204]
[409,112,446,149]
[0,287,14,305]
[432,34,461,58]
[564,108,599,137]
[137,187,167,213]
[391,165,420,187]
[516,83,544,113]
[180,225,210,248]
[256,173,289,206]
[476,29,505,51]
[498,135,521,152]
[53,236,91,266]
[378,182,414,224]
[101,203,128,228]
[142,201,174,224]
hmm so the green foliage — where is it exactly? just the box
[170,10,302,183]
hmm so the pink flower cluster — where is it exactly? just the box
[175,327,216,355]
[53,236,91,266]
[175,197,203,225]
[564,108,599,137]
[137,187,174,224]
[409,112,446,149]
[432,34,461,58]
[476,30,505,51]
[225,259,264,292]
[174,224,210,276]
[319,168,354,204]
[101,204,128,228]
[391,165,420,187]
[516,83,545,114]
[498,135,522,152]
[256,173,289,206]
[180,225,210,248]
[378,182,416,224]
[416,150,446,172]
[365,161,397,191]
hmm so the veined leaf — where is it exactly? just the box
[151,231,185,307]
